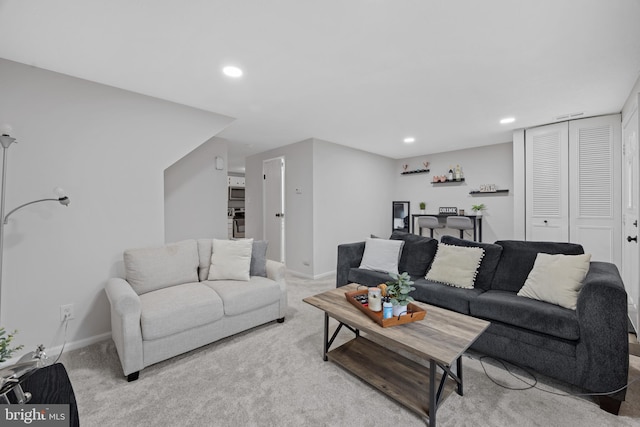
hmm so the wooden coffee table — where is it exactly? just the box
[303,283,490,426]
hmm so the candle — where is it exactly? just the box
[368,287,382,312]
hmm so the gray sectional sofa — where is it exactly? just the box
[336,231,629,414]
[106,239,287,381]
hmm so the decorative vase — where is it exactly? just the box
[392,304,407,317]
[420,209,425,214]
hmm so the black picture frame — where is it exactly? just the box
[392,201,410,232]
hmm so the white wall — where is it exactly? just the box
[248,138,511,277]
[393,142,514,243]
[512,130,526,239]
[245,140,314,276]
[0,59,233,353]
[246,138,396,278]
[313,139,396,277]
[622,72,640,122]
[165,137,229,242]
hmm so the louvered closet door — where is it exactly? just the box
[526,122,570,241]
[569,115,621,265]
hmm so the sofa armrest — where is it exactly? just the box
[336,241,366,288]
[575,262,629,400]
[266,260,287,318]
[105,278,144,376]
[266,260,285,282]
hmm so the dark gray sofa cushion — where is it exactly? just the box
[348,268,391,287]
[412,278,484,314]
[469,290,580,341]
[389,231,438,278]
[440,236,502,291]
[491,240,584,293]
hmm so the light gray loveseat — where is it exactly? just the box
[105,239,287,381]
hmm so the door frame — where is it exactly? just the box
[262,156,285,263]
[622,103,639,333]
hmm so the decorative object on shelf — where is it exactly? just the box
[471,204,486,217]
[402,164,408,172]
[455,164,463,181]
[448,166,454,181]
[0,125,72,322]
[419,202,426,214]
[385,272,416,317]
[423,161,430,169]
[431,177,465,184]
[439,207,458,215]
[459,209,465,215]
[400,168,430,175]
[469,189,509,195]
[479,184,497,192]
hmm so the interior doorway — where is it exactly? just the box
[263,157,285,262]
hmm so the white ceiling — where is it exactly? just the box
[1,0,639,172]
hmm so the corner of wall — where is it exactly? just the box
[512,129,526,240]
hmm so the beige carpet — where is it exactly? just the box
[60,274,640,426]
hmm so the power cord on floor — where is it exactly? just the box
[476,355,640,397]
[49,314,70,365]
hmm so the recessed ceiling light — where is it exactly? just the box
[500,117,515,124]
[222,66,243,78]
[403,137,415,143]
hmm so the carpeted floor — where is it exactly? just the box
[60,274,640,426]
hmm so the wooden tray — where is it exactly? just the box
[345,289,426,327]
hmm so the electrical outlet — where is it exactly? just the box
[60,304,74,322]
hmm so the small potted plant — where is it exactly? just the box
[419,202,426,214]
[385,272,416,316]
[0,327,23,363]
[471,203,486,217]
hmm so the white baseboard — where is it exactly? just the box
[313,270,336,280]
[47,332,112,357]
[286,269,313,279]
[286,269,336,280]
[1,331,112,367]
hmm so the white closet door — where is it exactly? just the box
[569,115,621,266]
[525,122,569,241]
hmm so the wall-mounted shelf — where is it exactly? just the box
[469,189,509,195]
[431,178,465,184]
[401,169,430,175]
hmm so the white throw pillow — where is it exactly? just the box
[517,253,591,310]
[359,238,404,274]
[425,243,485,289]
[208,238,253,281]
